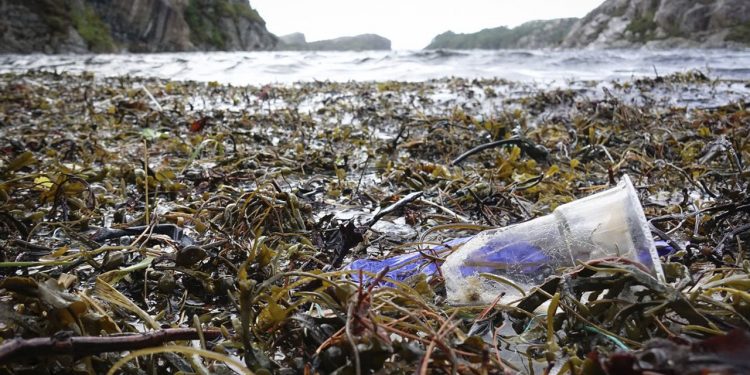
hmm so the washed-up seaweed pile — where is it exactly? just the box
[0,70,748,374]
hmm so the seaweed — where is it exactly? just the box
[0,70,748,374]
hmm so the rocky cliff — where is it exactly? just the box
[426,18,579,49]
[424,0,750,50]
[277,33,391,51]
[0,0,277,53]
[562,0,750,48]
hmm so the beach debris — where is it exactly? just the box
[346,238,675,287]
[347,236,470,285]
[442,175,664,304]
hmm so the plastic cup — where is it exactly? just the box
[441,175,664,305]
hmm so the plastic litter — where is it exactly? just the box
[347,238,673,286]
[347,175,668,305]
[347,237,471,286]
[443,175,664,304]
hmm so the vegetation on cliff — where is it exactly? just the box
[0,0,275,53]
[25,0,70,35]
[563,0,750,48]
[70,3,116,52]
[184,0,266,50]
[426,0,750,49]
[621,0,660,42]
[3,0,117,53]
[728,21,750,43]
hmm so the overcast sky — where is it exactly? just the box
[252,0,604,50]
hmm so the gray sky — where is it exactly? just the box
[252,0,604,50]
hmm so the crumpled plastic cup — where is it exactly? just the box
[442,175,664,304]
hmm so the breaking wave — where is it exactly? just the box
[1,48,749,85]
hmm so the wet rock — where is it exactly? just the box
[562,0,750,48]
[0,1,88,54]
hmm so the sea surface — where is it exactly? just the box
[1,49,749,85]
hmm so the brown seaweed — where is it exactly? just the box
[0,70,748,374]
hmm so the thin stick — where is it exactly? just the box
[144,139,150,226]
[346,286,362,375]
[139,83,163,112]
[418,198,470,222]
[452,138,547,166]
[452,139,518,165]
[366,191,423,228]
[350,156,370,202]
[0,328,221,365]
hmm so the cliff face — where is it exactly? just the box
[562,0,750,48]
[426,18,579,49]
[422,0,750,50]
[0,0,277,53]
[87,0,192,52]
[180,0,277,51]
[0,1,88,53]
[277,33,391,51]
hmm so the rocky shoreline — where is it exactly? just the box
[3,0,749,54]
[563,0,750,49]
[0,0,277,53]
[429,0,750,49]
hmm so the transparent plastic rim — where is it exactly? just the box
[622,175,666,282]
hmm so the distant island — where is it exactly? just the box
[277,33,391,51]
[427,0,750,49]
[426,19,578,50]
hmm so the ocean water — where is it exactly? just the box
[1,49,749,85]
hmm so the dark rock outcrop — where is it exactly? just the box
[0,0,277,53]
[562,0,750,48]
[277,33,391,51]
[180,0,276,51]
[425,18,579,49]
[0,1,88,53]
[423,0,750,50]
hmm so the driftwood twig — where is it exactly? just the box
[0,328,222,365]
[451,138,548,166]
